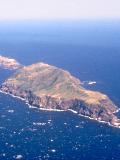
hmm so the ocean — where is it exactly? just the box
[0,20,120,160]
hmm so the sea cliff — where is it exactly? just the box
[1,62,120,128]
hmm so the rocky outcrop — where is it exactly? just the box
[1,62,120,128]
[0,55,22,70]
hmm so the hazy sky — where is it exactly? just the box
[0,0,120,20]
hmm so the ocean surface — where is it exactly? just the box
[0,20,120,159]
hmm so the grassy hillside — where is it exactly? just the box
[3,62,113,106]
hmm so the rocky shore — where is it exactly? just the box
[0,63,120,127]
[1,62,120,128]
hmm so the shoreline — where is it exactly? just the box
[0,90,66,112]
[0,89,120,129]
[68,109,120,129]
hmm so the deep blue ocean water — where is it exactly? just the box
[0,21,120,159]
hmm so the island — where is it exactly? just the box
[0,55,22,70]
[1,60,120,128]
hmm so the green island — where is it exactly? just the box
[0,56,120,128]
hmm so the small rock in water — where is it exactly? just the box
[15,155,23,159]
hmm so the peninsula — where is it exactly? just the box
[0,55,22,70]
[1,60,120,128]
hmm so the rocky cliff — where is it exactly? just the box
[1,62,120,127]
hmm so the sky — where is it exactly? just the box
[0,0,120,20]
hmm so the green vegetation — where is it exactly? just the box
[4,62,113,105]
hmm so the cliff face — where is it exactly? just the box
[1,62,120,127]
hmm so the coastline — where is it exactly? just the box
[68,109,120,129]
[0,90,65,112]
[0,89,120,129]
